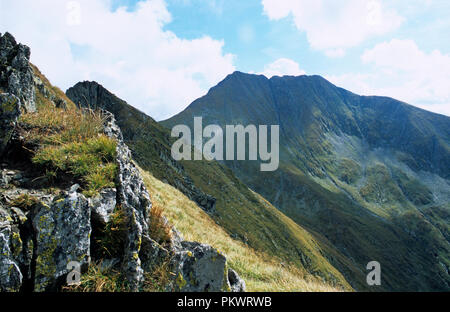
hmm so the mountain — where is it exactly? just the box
[66,81,355,291]
[162,71,450,291]
[1,32,252,292]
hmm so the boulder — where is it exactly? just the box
[32,187,91,291]
[171,241,231,292]
[228,268,246,292]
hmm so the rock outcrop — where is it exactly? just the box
[32,188,92,291]
[0,205,23,292]
[0,93,20,157]
[0,32,35,158]
[103,112,245,292]
[0,32,35,112]
[0,32,245,293]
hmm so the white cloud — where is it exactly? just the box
[327,39,450,116]
[262,0,404,56]
[324,48,346,58]
[0,0,235,120]
[260,58,306,78]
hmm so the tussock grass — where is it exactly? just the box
[140,167,344,292]
[148,200,173,246]
[19,101,117,196]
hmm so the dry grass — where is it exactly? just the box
[148,199,173,246]
[63,261,130,292]
[139,167,344,292]
[19,104,105,146]
[19,100,117,196]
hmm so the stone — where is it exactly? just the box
[228,268,246,292]
[171,241,230,292]
[89,188,117,224]
[32,190,91,291]
[0,93,20,157]
[104,112,152,291]
[0,206,23,292]
[140,234,170,273]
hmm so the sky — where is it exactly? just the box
[1,0,449,120]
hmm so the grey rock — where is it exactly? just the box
[69,184,80,193]
[228,268,246,292]
[0,93,20,157]
[171,241,230,292]
[0,206,23,292]
[89,188,117,224]
[32,190,91,291]
[140,234,170,273]
[0,32,35,113]
[104,113,151,291]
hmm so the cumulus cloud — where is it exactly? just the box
[262,0,404,56]
[327,39,450,116]
[0,0,235,120]
[260,58,306,78]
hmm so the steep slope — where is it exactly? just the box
[0,32,247,293]
[66,81,356,290]
[162,71,450,291]
[139,166,343,291]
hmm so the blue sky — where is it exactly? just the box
[2,0,449,119]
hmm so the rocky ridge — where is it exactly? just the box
[0,32,244,292]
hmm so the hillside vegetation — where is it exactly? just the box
[140,166,345,291]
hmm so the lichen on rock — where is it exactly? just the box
[32,189,91,291]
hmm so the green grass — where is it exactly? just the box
[391,167,433,205]
[31,134,117,197]
[19,88,117,197]
[140,166,350,292]
[359,163,404,204]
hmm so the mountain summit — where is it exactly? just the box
[162,72,450,291]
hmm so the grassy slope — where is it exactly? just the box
[140,166,348,291]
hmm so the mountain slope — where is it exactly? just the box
[66,81,355,290]
[139,166,343,291]
[162,71,450,291]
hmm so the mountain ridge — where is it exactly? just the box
[66,79,357,291]
[162,71,450,291]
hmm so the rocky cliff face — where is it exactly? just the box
[0,32,244,292]
[0,32,35,158]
